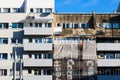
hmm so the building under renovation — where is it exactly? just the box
[53,10,120,80]
[0,0,120,80]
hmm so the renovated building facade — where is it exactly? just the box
[53,13,120,80]
[0,0,54,80]
[0,0,120,80]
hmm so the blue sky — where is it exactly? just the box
[55,0,120,12]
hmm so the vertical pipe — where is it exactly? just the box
[13,47,16,80]
[20,59,22,80]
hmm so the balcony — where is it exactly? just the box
[24,27,52,35]
[97,43,120,51]
[97,59,120,66]
[98,75,120,80]
[24,43,52,51]
[23,75,52,80]
[23,59,52,67]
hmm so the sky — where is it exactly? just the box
[55,0,120,12]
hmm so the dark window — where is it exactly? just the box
[29,38,32,43]
[44,53,52,59]
[35,54,41,59]
[30,8,34,13]
[12,23,17,28]
[57,23,60,27]
[63,23,65,28]
[28,70,32,74]
[3,23,9,29]
[74,23,78,28]
[18,23,24,28]
[66,23,69,28]
[0,23,2,28]
[29,23,33,27]
[48,23,52,27]
[28,54,32,58]
[3,38,8,44]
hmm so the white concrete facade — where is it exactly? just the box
[0,0,54,80]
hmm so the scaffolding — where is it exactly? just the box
[53,37,97,80]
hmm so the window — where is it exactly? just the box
[48,23,52,27]
[30,8,34,13]
[45,23,52,27]
[13,8,20,13]
[35,38,42,43]
[28,70,32,74]
[0,38,8,44]
[45,8,52,13]
[18,23,23,28]
[104,23,112,29]
[81,23,88,29]
[66,23,69,28]
[12,23,24,28]
[46,38,52,43]
[63,23,65,28]
[28,54,32,58]
[29,23,33,27]
[44,53,52,59]
[57,23,60,27]
[36,8,42,13]
[29,38,33,43]
[0,23,9,29]
[3,23,9,29]
[12,23,17,28]
[44,69,52,75]
[74,23,78,28]
[113,23,119,29]
[116,53,120,59]
[34,70,41,75]
[0,69,7,76]
[3,8,10,13]
[35,54,41,59]
[11,38,23,44]
[0,23,2,28]
[35,23,42,27]
[0,53,7,60]
[106,53,114,59]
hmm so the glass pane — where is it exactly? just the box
[74,23,78,28]
[12,23,17,28]
[63,23,65,28]
[46,38,52,43]
[116,53,120,59]
[81,23,88,29]
[3,23,8,29]
[113,23,119,29]
[35,38,42,43]
[106,53,114,59]
[104,23,112,29]
[0,23,2,28]
[18,23,23,28]
[2,54,7,60]
[11,38,16,44]
[3,38,8,44]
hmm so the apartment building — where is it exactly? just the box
[0,0,54,80]
[0,0,120,80]
[53,12,120,80]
